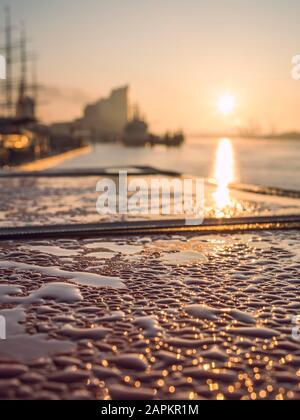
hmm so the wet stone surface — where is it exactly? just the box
[0,231,300,400]
[0,176,300,227]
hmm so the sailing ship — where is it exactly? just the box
[0,8,48,165]
[0,7,86,167]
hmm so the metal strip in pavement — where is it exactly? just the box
[0,166,181,178]
[0,215,300,241]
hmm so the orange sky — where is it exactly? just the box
[4,0,300,134]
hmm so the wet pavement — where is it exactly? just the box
[0,231,300,400]
[0,175,300,228]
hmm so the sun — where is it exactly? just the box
[217,95,236,115]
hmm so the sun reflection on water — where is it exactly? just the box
[213,138,236,217]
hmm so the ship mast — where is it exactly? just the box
[15,20,38,120]
[31,57,40,119]
[18,21,27,103]
[4,5,13,116]
[1,7,39,120]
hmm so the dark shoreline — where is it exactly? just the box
[0,145,91,172]
[189,134,300,141]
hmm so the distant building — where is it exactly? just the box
[78,86,129,140]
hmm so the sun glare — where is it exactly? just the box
[213,138,235,216]
[217,95,236,115]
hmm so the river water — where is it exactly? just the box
[58,137,300,191]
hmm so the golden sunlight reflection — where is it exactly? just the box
[213,138,236,217]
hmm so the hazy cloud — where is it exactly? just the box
[41,85,92,105]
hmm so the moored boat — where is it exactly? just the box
[122,117,185,148]
[122,117,149,147]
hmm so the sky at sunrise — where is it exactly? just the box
[1,0,300,134]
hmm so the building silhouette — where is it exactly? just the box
[77,86,128,140]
